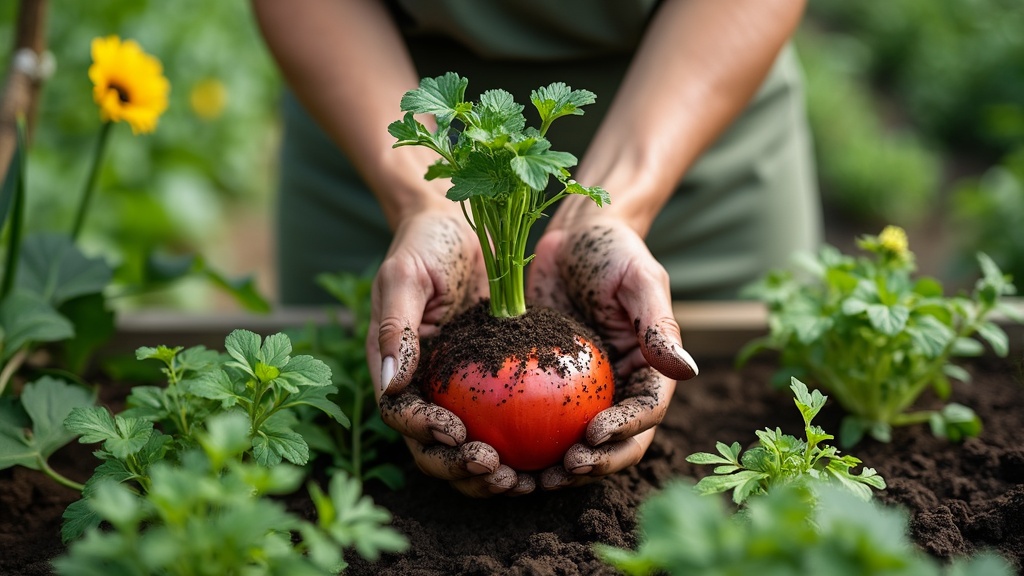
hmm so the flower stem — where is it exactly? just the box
[70,121,113,241]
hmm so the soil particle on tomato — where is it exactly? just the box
[421,300,610,396]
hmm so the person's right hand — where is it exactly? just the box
[366,210,537,497]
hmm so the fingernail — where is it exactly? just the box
[672,343,699,376]
[380,356,397,394]
[431,429,457,447]
[570,465,593,475]
[466,461,491,475]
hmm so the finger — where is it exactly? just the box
[586,368,676,446]
[616,260,699,381]
[449,464,519,498]
[379,392,467,446]
[411,440,500,480]
[371,257,429,398]
[564,428,655,476]
[509,472,536,496]
[538,466,599,491]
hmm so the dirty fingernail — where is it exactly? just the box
[570,465,594,475]
[466,461,491,475]
[380,356,397,394]
[431,429,457,447]
[672,343,699,377]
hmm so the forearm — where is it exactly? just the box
[251,0,456,228]
[557,0,807,236]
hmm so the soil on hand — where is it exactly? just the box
[2,355,1022,575]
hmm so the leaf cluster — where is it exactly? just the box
[53,412,408,576]
[596,479,1013,576]
[388,72,609,317]
[686,378,885,504]
[60,329,348,542]
[739,227,1021,446]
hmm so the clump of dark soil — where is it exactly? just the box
[2,356,1022,575]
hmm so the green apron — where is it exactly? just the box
[275,0,822,304]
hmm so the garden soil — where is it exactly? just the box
[2,355,1022,575]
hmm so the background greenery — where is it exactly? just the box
[2,0,1021,309]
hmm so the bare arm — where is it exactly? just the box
[250,0,458,227]
[552,0,808,235]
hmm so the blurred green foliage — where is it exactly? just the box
[0,0,281,308]
[801,1,1024,285]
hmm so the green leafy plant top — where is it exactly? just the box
[740,225,1021,446]
[686,378,885,504]
[389,72,610,318]
[596,479,1012,576]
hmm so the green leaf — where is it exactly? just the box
[60,498,102,544]
[253,412,309,466]
[930,403,982,442]
[942,363,971,383]
[277,354,334,390]
[509,139,576,191]
[284,385,350,427]
[866,303,910,335]
[136,344,183,365]
[0,377,95,470]
[316,472,409,560]
[65,407,154,459]
[399,72,471,123]
[975,321,1009,357]
[0,290,75,360]
[692,469,767,498]
[463,89,525,148]
[562,180,610,206]
[57,293,116,375]
[189,369,241,406]
[260,332,293,367]
[16,233,112,306]
[447,150,519,201]
[225,329,261,375]
[530,82,596,127]
[906,314,955,358]
[790,378,826,424]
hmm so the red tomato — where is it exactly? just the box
[428,336,615,471]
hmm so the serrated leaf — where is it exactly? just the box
[259,332,293,368]
[65,408,153,459]
[61,498,102,543]
[0,378,95,470]
[16,233,112,306]
[224,329,261,375]
[866,303,909,335]
[189,369,241,406]
[530,82,596,126]
[509,140,576,191]
[135,345,182,365]
[563,181,610,206]
[253,412,309,466]
[400,72,470,123]
[447,150,519,201]
[283,385,349,427]
[692,469,766,496]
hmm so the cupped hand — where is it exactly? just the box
[368,210,535,497]
[526,216,699,490]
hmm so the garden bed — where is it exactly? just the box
[1,303,1022,575]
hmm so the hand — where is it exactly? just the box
[526,217,699,490]
[367,210,536,497]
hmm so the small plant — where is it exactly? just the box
[52,412,408,575]
[686,378,885,504]
[595,479,1013,576]
[740,225,1021,446]
[290,270,404,489]
[60,329,349,541]
[389,72,615,471]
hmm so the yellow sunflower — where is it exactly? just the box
[88,35,170,134]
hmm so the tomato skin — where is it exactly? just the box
[428,336,615,471]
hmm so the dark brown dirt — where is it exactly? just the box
[2,354,1022,575]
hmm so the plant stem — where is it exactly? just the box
[38,456,85,492]
[0,347,29,396]
[70,120,112,241]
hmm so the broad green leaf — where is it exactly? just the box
[685,452,734,466]
[253,412,308,466]
[464,89,525,147]
[188,369,241,406]
[0,377,95,470]
[16,233,112,306]
[200,411,252,466]
[509,140,576,190]
[259,332,292,368]
[60,498,102,544]
[57,293,116,375]
[906,314,955,358]
[930,403,982,442]
[0,290,75,360]
[951,336,985,357]
[225,329,261,374]
[692,469,766,496]
[866,303,909,335]
[942,363,971,383]
[399,72,470,123]
[277,354,333,390]
[65,407,153,459]
[447,150,519,201]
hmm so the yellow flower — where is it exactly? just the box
[878,225,909,258]
[89,36,170,134]
[189,78,227,120]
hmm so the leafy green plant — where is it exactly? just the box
[52,411,407,576]
[740,226,1021,446]
[686,378,885,504]
[289,270,403,490]
[388,71,609,318]
[60,329,349,541]
[596,479,1013,576]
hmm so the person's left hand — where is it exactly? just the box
[526,216,699,490]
